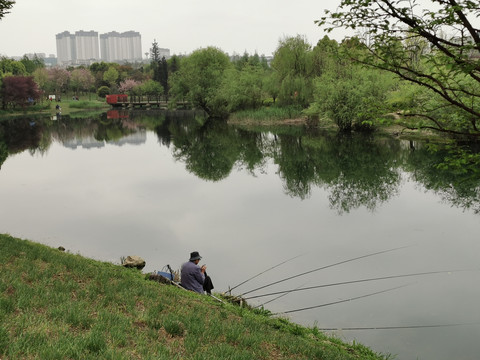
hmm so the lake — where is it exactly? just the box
[1,109,479,360]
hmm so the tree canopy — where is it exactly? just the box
[0,0,14,20]
[318,0,480,137]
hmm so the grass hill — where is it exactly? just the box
[0,234,391,359]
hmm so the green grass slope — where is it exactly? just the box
[0,234,392,360]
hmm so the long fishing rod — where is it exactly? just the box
[317,322,480,331]
[225,253,304,295]
[240,245,410,297]
[273,284,409,315]
[254,282,309,309]
[246,269,472,301]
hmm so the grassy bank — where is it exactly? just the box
[228,106,305,125]
[0,98,110,118]
[0,234,392,360]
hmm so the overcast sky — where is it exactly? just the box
[0,0,349,58]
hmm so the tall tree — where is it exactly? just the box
[20,55,44,74]
[0,0,14,20]
[159,56,168,96]
[169,47,232,117]
[271,35,314,107]
[318,0,480,137]
[150,39,161,83]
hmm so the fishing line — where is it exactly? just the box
[254,281,309,309]
[226,253,304,294]
[273,284,409,315]
[317,323,480,331]
[240,245,411,297]
[245,269,473,300]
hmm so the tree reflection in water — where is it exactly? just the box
[1,110,479,214]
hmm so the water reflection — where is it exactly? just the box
[1,110,479,215]
[2,110,480,360]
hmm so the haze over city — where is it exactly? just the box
[0,0,346,59]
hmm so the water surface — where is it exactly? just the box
[1,110,479,359]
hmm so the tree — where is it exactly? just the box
[103,66,119,89]
[47,68,70,96]
[0,0,14,20]
[169,47,232,117]
[150,39,161,83]
[308,63,396,132]
[271,36,314,107]
[137,79,164,96]
[0,57,27,76]
[20,54,44,74]
[221,64,266,112]
[1,76,40,109]
[159,56,168,96]
[97,86,110,98]
[168,55,181,74]
[318,0,480,137]
[32,67,49,94]
[119,79,142,94]
[70,68,95,95]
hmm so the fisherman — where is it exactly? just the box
[180,251,206,293]
[180,251,214,294]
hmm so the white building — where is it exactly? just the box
[100,31,142,63]
[74,30,99,65]
[56,30,99,66]
[56,31,76,66]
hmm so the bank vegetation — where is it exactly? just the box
[0,234,391,360]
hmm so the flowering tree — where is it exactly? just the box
[47,68,70,97]
[70,68,95,95]
[119,79,142,94]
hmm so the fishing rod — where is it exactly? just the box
[273,283,409,315]
[317,322,480,331]
[240,245,411,297]
[254,282,309,309]
[225,253,304,295]
[246,269,473,301]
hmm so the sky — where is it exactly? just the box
[0,0,348,59]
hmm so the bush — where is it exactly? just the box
[97,86,110,99]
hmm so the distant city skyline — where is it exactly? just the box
[0,0,346,59]
[56,30,145,66]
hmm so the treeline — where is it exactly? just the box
[1,32,479,140]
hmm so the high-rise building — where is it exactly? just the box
[100,31,142,63]
[56,30,144,66]
[56,31,76,66]
[74,30,99,64]
[56,30,99,66]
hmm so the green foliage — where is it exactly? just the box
[136,79,164,96]
[20,54,45,74]
[271,35,315,107]
[0,57,27,77]
[307,64,395,132]
[97,86,110,98]
[0,233,389,360]
[169,47,232,118]
[103,66,119,88]
[318,0,480,136]
[221,64,266,112]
